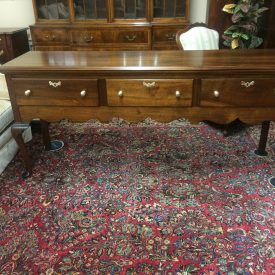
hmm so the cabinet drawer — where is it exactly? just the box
[13,79,99,106]
[201,78,275,107]
[107,79,193,106]
[152,28,182,43]
[32,28,69,44]
[71,30,113,44]
[200,78,275,107]
[115,30,149,44]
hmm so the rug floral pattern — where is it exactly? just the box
[0,119,274,274]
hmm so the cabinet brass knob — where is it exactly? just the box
[175,90,181,98]
[24,90,31,96]
[0,49,4,56]
[118,90,123,97]
[80,90,86,97]
[213,90,220,97]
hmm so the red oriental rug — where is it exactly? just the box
[0,119,274,274]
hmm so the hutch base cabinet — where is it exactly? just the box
[30,0,190,51]
[0,28,29,64]
[1,49,275,176]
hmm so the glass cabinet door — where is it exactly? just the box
[113,0,146,19]
[74,0,107,20]
[35,0,70,20]
[153,0,186,18]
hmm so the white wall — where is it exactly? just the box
[0,0,208,28]
[0,0,35,28]
[190,0,209,23]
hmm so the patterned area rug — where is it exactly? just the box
[0,119,274,274]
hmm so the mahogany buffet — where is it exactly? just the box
[1,49,275,177]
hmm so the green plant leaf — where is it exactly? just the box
[222,0,268,49]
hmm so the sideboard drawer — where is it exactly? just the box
[13,79,99,106]
[106,79,193,106]
[152,28,179,43]
[115,29,149,44]
[71,30,113,44]
[32,28,69,44]
[201,78,275,107]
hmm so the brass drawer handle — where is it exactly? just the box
[241,80,255,88]
[24,90,31,96]
[45,35,56,41]
[165,33,176,40]
[49,81,61,88]
[143,81,156,89]
[83,35,94,43]
[0,49,4,56]
[80,90,86,97]
[125,35,137,41]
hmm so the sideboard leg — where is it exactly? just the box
[36,118,64,152]
[254,121,270,156]
[11,123,32,178]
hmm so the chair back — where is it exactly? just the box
[176,23,219,50]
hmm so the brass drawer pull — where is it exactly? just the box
[0,49,4,56]
[49,81,61,88]
[84,35,94,43]
[125,35,137,41]
[241,80,255,88]
[213,90,220,97]
[165,33,176,40]
[24,89,31,96]
[44,34,56,41]
[80,90,86,97]
[118,90,124,97]
[143,81,156,89]
[175,90,181,98]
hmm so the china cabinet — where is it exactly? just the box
[30,0,189,50]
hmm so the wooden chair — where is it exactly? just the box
[176,22,219,50]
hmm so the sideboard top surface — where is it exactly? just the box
[1,49,275,73]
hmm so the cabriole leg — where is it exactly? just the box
[11,123,32,178]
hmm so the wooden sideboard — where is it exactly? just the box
[1,49,275,177]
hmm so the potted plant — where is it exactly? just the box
[222,0,268,49]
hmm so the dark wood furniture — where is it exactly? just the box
[1,49,275,176]
[0,28,29,64]
[30,0,189,51]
